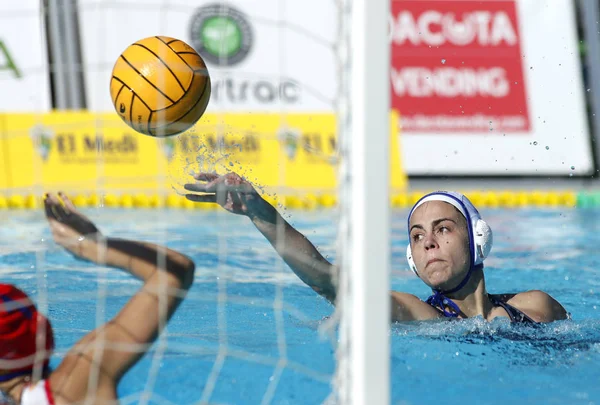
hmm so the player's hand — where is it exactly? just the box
[44,192,101,259]
[184,172,265,217]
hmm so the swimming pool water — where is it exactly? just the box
[1,207,599,404]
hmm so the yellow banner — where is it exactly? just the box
[0,111,406,196]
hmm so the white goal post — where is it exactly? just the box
[334,0,391,403]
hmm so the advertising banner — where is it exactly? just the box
[393,0,594,175]
[391,0,530,133]
[78,0,337,113]
[0,3,51,111]
[76,0,594,176]
[0,111,405,195]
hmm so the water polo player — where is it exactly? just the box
[0,192,195,404]
[184,172,567,323]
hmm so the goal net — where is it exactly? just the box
[0,0,398,403]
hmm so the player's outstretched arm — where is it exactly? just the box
[43,192,195,404]
[185,172,338,302]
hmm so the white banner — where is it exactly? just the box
[0,2,51,111]
[395,0,594,176]
[78,0,594,176]
[78,0,337,113]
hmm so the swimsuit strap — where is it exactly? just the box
[489,295,536,323]
[426,291,462,317]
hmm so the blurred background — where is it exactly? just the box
[1,0,599,206]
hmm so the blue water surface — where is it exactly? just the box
[1,206,599,405]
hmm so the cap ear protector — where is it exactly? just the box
[0,284,55,379]
[406,192,493,278]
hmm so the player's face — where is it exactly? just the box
[409,201,471,290]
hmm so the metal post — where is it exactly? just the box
[46,0,68,109]
[580,0,600,174]
[61,0,86,109]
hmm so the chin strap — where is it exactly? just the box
[426,264,483,317]
[0,365,50,383]
[0,369,31,383]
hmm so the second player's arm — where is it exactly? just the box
[249,201,338,302]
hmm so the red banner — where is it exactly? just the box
[390,0,530,133]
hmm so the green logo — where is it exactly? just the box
[190,4,252,66]
[161,137,176,161]
[277,127,300,160]
[30,125,54,161]
[0,39,21,78]
[202,16,242,57]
